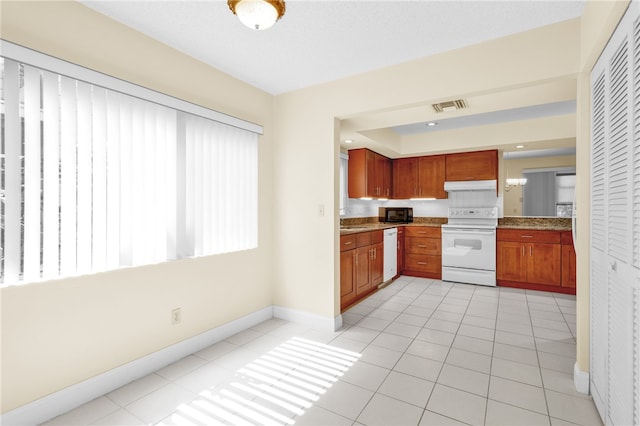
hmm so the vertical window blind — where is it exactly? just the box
[0,54,259,285]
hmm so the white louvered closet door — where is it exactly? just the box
[590,60,608,419]
[590,1,640,425]
[632,14,640,425]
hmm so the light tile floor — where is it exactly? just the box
[44,277,602,426]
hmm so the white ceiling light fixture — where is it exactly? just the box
[426,122,437,127]
[227,0,286,30]
[344,139,354,144]
[504,151,527,192]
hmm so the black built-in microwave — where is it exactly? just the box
[379,207,413,223]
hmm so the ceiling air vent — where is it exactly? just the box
[432,99,467,113]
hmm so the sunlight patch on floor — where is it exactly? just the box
[157,336,361,425]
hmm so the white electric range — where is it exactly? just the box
[441,207,498,286]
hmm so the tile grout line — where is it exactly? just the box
[526,289,553,423]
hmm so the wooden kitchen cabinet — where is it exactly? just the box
[418,155,447,199]
[561,231,576,289]
[397,226,405,274]
[340,230,384,310]
[496,241,528,282]
[354,246,372,295]
[340,249,356,308]
[348,148,391,199]
[392,158,417,199]
[445,150,498,182]
[496,229,570,294]
[392,155,446,199]
[403,226,441,279]
[370,240,384,287]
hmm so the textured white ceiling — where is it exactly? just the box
[80,0,585,95]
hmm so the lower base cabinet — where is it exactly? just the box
[497,228,574,295]
[403,226,441,279]
[340,230,383,310]
[561,231,576,289]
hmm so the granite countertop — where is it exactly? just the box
[340,217,445,235]
[498,217,572,231]
[340,216,572,234]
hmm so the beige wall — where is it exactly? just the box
[503,155,577,216]
[0,1,274,413]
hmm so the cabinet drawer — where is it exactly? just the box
[405,226,441,238]
[356,231,372,247]
[406,236,441,255]
[340,235,357,252]
[405,254,441,273]
[370,230,384,244]
[497,229,561,244]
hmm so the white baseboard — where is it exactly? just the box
[272,305,343,331]
[574,362,590,394]
[0,306,273,426]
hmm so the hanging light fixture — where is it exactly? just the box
[504,151,527,192]
[227,0,286,30]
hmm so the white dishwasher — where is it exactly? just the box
[383,228,398,282]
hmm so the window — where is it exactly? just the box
[0,42,261,285]
[339,153,348,215]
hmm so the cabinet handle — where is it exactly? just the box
[418,262,427,265]
[522,246,525,257]
[418,244,427,248]
[522,235,533,238]
[418,231,427,234]
[344,241,353,245]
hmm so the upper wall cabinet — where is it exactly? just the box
[445,150,498,181]
[392,155,446,199]
[348,148,391,199]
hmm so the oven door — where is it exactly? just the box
[441,226,496,270]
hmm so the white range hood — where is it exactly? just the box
[444,179,497,192]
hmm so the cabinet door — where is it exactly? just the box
[366,150,378,197]
[377,154,391,198]
[340,250,356,308]
[397,227,405,274]
[354,246,371,295]
[418,155,447,199]
[393,158,418,199]
[370,242,384,285]
[561,244,576,288]
[527,243,561,286]
[445,150,498,181]
[496,241,527,282]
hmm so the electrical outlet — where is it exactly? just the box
[171,307,182,325]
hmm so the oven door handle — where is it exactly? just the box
[442,228,496,235]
